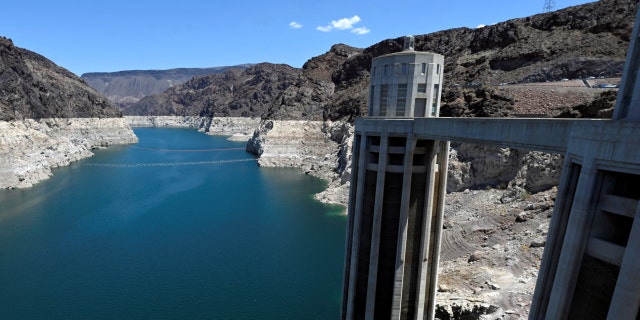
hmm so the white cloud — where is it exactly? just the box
[316,25,333,32]
[351,27,370,35]
[289,21,303,29]
[316,15,369,35]
[332,15,361,30]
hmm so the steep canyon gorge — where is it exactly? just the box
[1,0,636,318]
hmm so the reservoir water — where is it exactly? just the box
[0,128,346,319]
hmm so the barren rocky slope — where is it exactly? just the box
[124,63,304,117]
[0,37,123,121]
[124,44,364,120]
[326,0,635,121]
[82,65,251,109]
[0,37,137,188]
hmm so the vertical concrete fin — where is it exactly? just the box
[390,135,418,319]
[530,159,582,319]
[414,140,439,320]
[365,132,389,318]
[426,141,450,318]
[545,159,600,318]
[607,203,640,319]
[614,5,640,120]
[345,134,369,320]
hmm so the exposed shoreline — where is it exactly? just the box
[0,115,351,208]
[0,117,138,189]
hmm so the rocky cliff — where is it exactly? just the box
[0,37,123,121]
[82,66,251,109]
[0,37,138,188]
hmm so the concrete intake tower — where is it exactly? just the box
[341,36,450,319]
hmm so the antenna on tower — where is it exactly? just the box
[543,0,555,13]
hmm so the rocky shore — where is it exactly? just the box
[0,117,137,189]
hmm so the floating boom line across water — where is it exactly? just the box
[131,146,246,152]
[80,158,258,168]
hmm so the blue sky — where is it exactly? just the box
[2,0,594,75]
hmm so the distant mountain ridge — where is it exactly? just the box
[123,44,363,119]
[122,63,305,117]
[81,65,252,109]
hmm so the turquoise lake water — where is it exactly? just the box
[0,128,347,319]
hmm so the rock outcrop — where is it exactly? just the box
[447,144,564,193]
[0,118,137,189]
[206,117,262,141]
[246,119,354,206]
[246,120,339,179]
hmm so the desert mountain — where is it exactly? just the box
[123,63,304,117]
[0,37,122,121]
[123,44,363,119]
[124,0,635,122]
[81,65,251,109]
